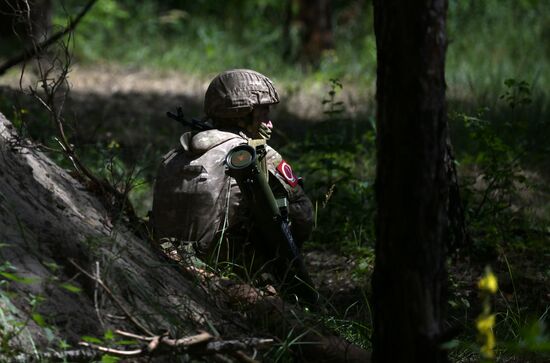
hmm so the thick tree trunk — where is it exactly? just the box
[371,0,449,362]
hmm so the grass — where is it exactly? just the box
[447,0,549,90]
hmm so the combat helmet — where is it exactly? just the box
[204,69,280,119]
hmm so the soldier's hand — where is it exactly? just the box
[259,121,273,141]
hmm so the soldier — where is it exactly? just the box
[152,69,314,289]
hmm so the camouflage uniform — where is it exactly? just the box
[152,70,313,274]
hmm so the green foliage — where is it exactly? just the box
[81,331,137,363]
[444,77,549,360]
[447,0,550,92]
[350,246,375,281]
[322,79,345,118]
[453,79,548,257]
[31,313,46,328]
[323,316,370,350]
[0,257,90,356]
[500,79,533,109]
[101,354,121,363]
[266,328,310,363]
[51,0,377,83]
[282,80,376,250]
[82,335,103,344]
[0,288,51,358]
[0,271,38,285]
[509,318,550,355]
[47,0,550,94]
[59,282,82,294]
[0,292,27,358]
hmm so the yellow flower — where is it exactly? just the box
[480,329,496,359]
[476,314,496,359]
[107,140,120,150]
[478,269,498,294]
[476,314,496,333]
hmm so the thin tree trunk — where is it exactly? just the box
[371,0,449,362]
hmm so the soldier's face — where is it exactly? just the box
[253,105,271,124]
[249,105,272,137]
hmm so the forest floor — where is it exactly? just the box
[307,246,550,362]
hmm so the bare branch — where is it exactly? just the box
[69,259,155,337]
[79,330,272,361]
[79,342,144,357]
[162,331,213,347]
[0,0,98,76]
[114,329,155,341]
[93,261,106,329]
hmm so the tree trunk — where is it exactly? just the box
[297,0,334,66]
[371,0,449,362]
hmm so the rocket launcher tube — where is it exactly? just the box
[225,145,319,306]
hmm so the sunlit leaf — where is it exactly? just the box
[60,283,82,294]
[103,329,115,341]
[82,336,103,344]
[58,339,71,350]
[0,272,38,284]
[32,313,47,327]
[101,354,120,363]
[117,339,139,346]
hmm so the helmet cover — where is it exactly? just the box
[204,69,280,119]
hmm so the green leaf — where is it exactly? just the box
[103,329,115,341]
[440,339,460,349]
[101,354,120,363]
[32,313,47,327]
[58,339,71,350]
[116,339,139,346]
[0,272,38,284]
[44,327,55,342]
[82,336,103,344]
[60,283,82,294]
[504,78,516,87]
[44,262,61,272]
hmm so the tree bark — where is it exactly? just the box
[371,0,449,362]
[297,0,334,66]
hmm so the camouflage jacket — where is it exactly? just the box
[152,128,313,267]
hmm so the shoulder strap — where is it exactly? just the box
[248,138,269,180]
